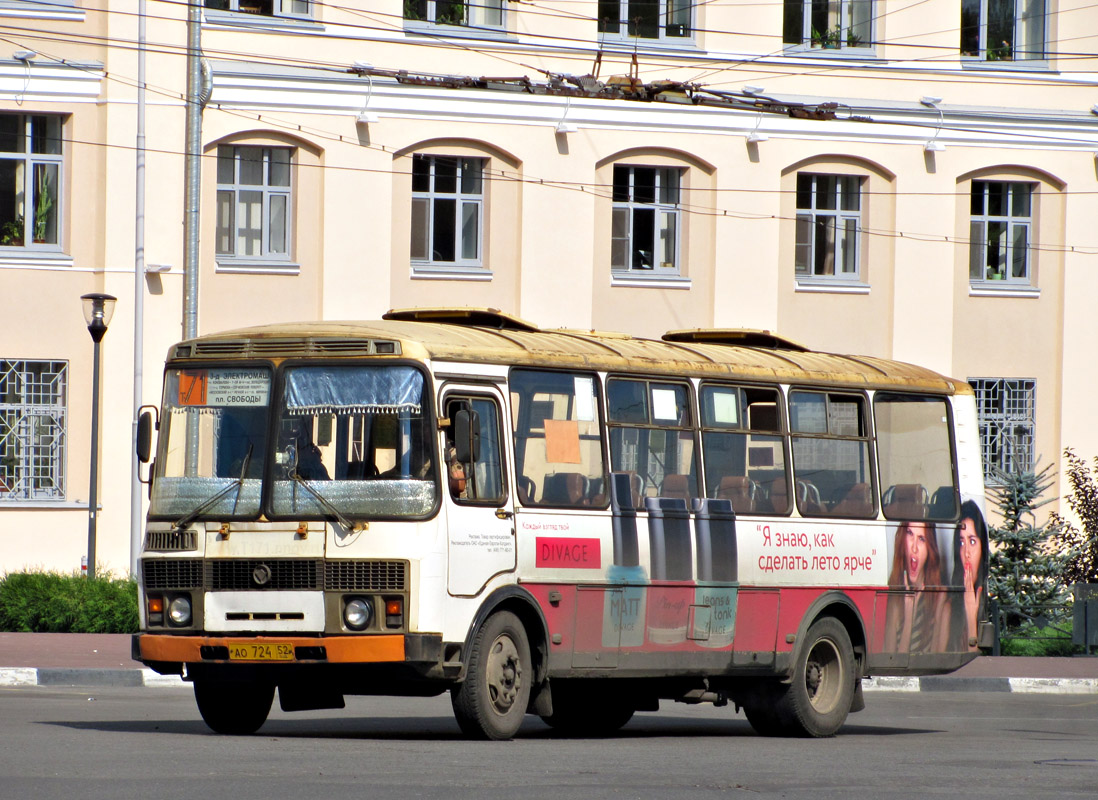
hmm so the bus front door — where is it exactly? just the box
[442,387,517,596]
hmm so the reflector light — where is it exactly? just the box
[148,597,164,614]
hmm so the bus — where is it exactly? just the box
[132,307,990,739]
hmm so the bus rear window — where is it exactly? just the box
[875,394,957,521]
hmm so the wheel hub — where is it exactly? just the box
[486,635,522,714]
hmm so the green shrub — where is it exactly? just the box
[999,621,1082,657]
[0,571,139,633]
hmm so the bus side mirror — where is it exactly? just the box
[453,408,480,464]
[137,409,156,464]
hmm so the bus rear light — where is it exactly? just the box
[385,598,403,628]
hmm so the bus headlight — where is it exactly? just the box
[168,596,192,626]
[343,597,372,631]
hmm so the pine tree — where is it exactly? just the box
[987,462,1069,630]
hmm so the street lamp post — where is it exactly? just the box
[81,292,117,580]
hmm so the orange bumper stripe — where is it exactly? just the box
[139,634,406,664]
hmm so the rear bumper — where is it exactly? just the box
[133,632,441,668]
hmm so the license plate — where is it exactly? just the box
[227,642,295,661]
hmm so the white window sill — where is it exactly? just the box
[215,260,300,275]
[969,283,1040,298]
[795,279,869,294]
[0,2,83,19]
[0,501,87,509]
[411,265,493,281]
[782,45,878,61]
[960,58,1051,72]
[0,252,74,269]
[597,36,699,54]
[610,272,690,289]
[403,21,514,42]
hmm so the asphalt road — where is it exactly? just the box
[1,686,1095,800]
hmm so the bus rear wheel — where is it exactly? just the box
[193,678,274,735]
[781,616,855,737]
[451,610,532,740]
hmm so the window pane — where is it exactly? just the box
[432,197,456,261]
[216,190,234,255]
[434,158,457,194]
[875,395,956,521]
[483,0,503,26]
[460,201,478,260]
[268,194,286,255]
[611,207,629,268]
[1017,0,1045,59]
[217,146,235,184]
[632,207,655,269]
[987,0,1014,61]
[410,197,429,260]
[960,0,980,55]
[612,166,630,202]
[460,158,483,194]
[790,392,828,434]
[840,176,860,211]
[598,0,620,34]
[986,221,1006,276]
[435,0,467,24]
[238,147,264,186]
[987,181,1006,216]
[0,161,24,246]
[405,0,427,21]
[816,175,837,210]
[238,189,263,256]
[970,181,985,215]
[632,167,656,205]
[0,115,23,154]
[796,173,813,209]
[608,379,648,423]
[411,155,430,192]
[666,0,690,36]
[30,116,62,156]
[969,220,984,279]
[659,210,677,268]
[795,215,811,274]
[627,0,658,38]
[849,0,870,44]
[814,217,836,275]
[268,149,290,187]
[31,163,58,244]
[840,217,857,274]
[658,168,680,204]
[1011,225,1028,278]
[1011,183,1031,217]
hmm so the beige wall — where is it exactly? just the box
[3,0,1098,572]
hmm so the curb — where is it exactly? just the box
[3,668,1095,694]
[0,667,185,689]
[862,676,1098,694]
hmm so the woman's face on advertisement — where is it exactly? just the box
[904,522,929,584]
[959,517,982,584]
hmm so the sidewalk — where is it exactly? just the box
[2,632,1096,691]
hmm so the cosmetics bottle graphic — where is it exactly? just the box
[604,472,647,648]
[692,497,739,648]
[645,495,692,644]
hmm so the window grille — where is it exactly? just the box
[968,378,1035,482]
[0,360,67,501]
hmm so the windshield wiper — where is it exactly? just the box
[288,471,362,532]
[173,445,253,532]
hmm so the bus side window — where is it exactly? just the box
[701,384,788,516]
[509,369,606,508]
[789,391,873,518]
[445,396,505,505]
[874,394,957,522]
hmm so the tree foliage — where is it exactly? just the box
[1050,448,1098,586]
[987,462,1069,625]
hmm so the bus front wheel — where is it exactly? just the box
[193,678,274,735]
[451,610,532,740]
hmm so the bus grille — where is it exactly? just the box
[144,530,198,552]
[205,559,322,591]
[325,560,407,591]
[144,559,203,590]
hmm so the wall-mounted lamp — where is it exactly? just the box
[743,86,765,96]
[555,122,578,134]
[924,140,946,153]
[1091,104,1098,116]
[353,62,380,125]
[920,96,942,107]
[13,51,36,62]
[144,263,171,274]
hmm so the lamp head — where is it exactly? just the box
[81,293,117,343]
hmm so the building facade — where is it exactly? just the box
[2,0,1097,573]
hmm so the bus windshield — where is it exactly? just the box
[269,364,437,520]
[150,363,438,522]
[150,366,271,521]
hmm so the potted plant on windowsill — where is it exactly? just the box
[0,217,23,246]
[987,270,1005,280]
[33,170,53,244]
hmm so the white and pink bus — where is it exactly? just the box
[133,308,989,739]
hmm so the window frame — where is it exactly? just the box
[0,114,63,252]
[968,179,1034,286]
[610,164,684,277]
[960,0,1046,63]
[598,0,694,45]
[410,154,487,271]
[968,378,1035,484]
[403,0,507,33]
[783,0,874,53]
[794,172,863,283]
[204,0,312,21]
[0,359,67,502]
[215,144,294,266]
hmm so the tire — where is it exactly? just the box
[193,678,274,735]
[451,610,532,740]
[540,681,635,736]
[778,616,856,737]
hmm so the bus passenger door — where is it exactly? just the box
[442,387,517,596]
